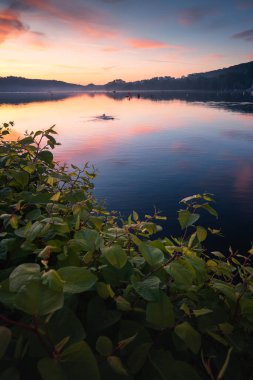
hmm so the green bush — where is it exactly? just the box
[0,122,253,380]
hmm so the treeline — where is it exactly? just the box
[105,61,253,92]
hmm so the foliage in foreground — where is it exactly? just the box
[0,122,253,380]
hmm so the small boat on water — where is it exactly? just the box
[96,113,115,120]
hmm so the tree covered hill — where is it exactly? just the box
[1,61,253,92]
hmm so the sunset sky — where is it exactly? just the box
[0,0,253,85]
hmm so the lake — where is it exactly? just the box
[0,91,252,251]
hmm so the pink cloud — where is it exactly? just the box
[102,47,121,52]
[126,38,178,49]
[203,53,224,61]
[0,9,28,43]
[237,0,253,9]
[246,52,253,60]
[18,0,118,40]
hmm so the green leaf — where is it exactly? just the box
[103,245,128,269]
[178,210,200,229]
[15,281,63,315]
[146,292,175,328]
[9,170,29,189]
[150,349,201,380]
[212,282,236,302]
[127,343,152,374]
[38,150,53,164]
[193,308,213,317]
[96,282,114,299]
[133,210,139,221]
[38,358,67,380]
[60,341,100,380]
[175,322,201,354]
[139,243,164,267]
[196,226,207,242]
[202,204,218,217]
[0,326,12,358]
[25,221,45,241]
[132,276,161,301]
[96,336,113,356]
[107,356,128,376]
[9,263,41,292]
[42,270,64,292]
[57,267,97,293]
[165,261,195,289]
[47,307,86,347]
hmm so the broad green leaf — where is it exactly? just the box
[96,282,114,299]
[146,292,175,328]
[0,326,12,358]
[212,282,236,302]
[25,221,45,241]
[74,229,102,252]
[96,336,113,356]
[150,349,201,380]
[132,276,161,301]
[196,226,207,242]
[103,245,127,269]
[47,307,86,347]
[38,150,53,163]
[60,341,100,380]
[9,263,41,292]
[15,280,63,315]
[87,297,121,332]
[175,322,201,354]
[178,210,200,229]
[107,356,128,376]
[42,270,64,292]
[38,358,67,380]
[127,343,152,374]
[57,267,97,293]
[139,243,164,267]
[9,170,29,189]
[165,261,194,289]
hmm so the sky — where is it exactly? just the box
[0,0,253,85]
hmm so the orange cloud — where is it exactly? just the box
[125,38,177,49]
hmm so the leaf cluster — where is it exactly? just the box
[0,123,253,380]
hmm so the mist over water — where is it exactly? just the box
[1,92,252,251]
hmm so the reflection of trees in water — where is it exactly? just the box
[105,91,253,114]
[0,91,253,115]
[0,92,80,106]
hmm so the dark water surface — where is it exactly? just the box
[0,92,252,251]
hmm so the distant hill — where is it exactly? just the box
[1,61,253,92]
[0,76,86,92]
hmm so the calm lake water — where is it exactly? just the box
[0,92,252,251]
